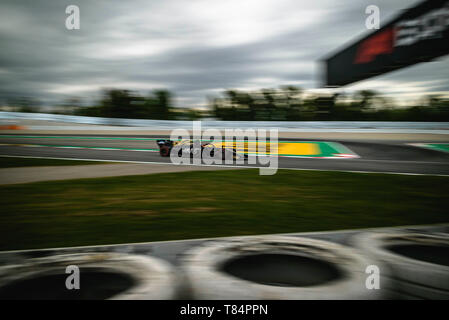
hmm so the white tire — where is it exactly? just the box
[351,232,449,299]
[182,235,390,300]
[0,252,177,300]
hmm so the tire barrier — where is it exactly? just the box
[0,252,178,300]
[352,232,449,299]
[181,236,390,299]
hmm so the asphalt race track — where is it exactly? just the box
[1,134,449,175]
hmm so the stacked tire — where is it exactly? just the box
[0,252,178,300]
[352,232,449,299]
[182,235,391,299]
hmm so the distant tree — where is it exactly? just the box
[57,97,83,115]
[100,89,137,118]
[8,97,40,113]
[152,89,173,119]
[355,90,377,109]
[93,89,175,119]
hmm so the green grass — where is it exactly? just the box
[0,157,110,168]
[0,169,448,251]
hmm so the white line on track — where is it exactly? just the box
[1,154,448,177]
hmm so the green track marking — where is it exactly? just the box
[0,135,352,144]
[0,135,159,141]
[424,143,449,153]
[1,135,327,142]
[0,136,358,158]
[31,144,159,152]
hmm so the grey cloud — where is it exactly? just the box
[0,0,447,108]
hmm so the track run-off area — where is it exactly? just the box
[0,134,449,175]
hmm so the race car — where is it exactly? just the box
[156,139,244,160]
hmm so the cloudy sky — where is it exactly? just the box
[0,0,448,108]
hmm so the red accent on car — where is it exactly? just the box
[159,146,170,157]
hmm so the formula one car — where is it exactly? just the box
[156,139,244,160]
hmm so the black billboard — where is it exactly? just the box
[323,0,449,87]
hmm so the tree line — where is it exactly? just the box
[211,86,449,121]
[76,89,174,119]
[4,86,449,121]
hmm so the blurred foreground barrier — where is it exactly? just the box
[0,252,178,300]
[181,236,391,299]
[352,232,449,299]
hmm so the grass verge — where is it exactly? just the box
[0,169,448,250]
